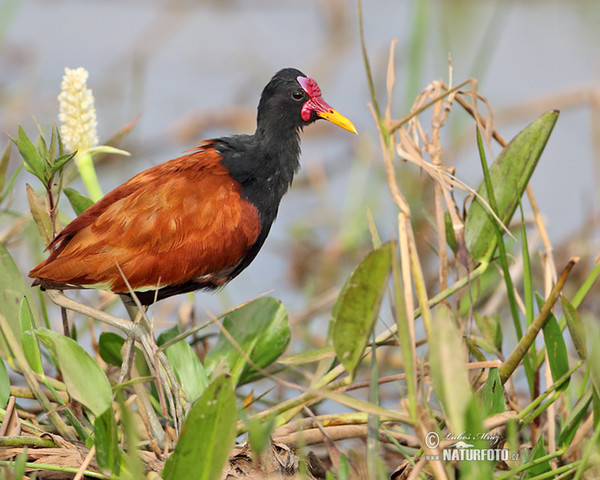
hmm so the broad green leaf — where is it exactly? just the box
[332,242,393,377]
[0,359,9,408]
[526,435,551,478]
[160,327,208,403]
[94,406,120,475]
[481,368,505,416]
[98,332,125,366]
[558,385,593,447]
[0,243,40,338]
[536,292,569,391]
[561,297,587,360]
[19,297,43,375]
[35,328,112,417]
[162,375,236,480]
[204,297,290,385]
[465,111,559,262]
[64,187,95,215]
[26,183,53,245]
[429,305,472,433]
[13,125,47,181]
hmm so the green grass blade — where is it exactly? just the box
[536,292,569,391]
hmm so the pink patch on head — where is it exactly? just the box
[297,76,322,99]
[297,76,334,122]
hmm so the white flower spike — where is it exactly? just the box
[58,67,99,154]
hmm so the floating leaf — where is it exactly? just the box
[465,111,559,262]
[162,375,236,480]
[429,305,472,433]
[332,242,393,377]
[35,328,112,417]
[204,297,290,385]
[64,187,95,215]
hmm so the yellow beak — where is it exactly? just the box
[318,108,358,134]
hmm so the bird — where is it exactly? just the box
[30,68,357,306]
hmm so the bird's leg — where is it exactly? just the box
[118,299,148,384]
[60,307,70,337]
[46,290,184,435]
[46,290,137,334]
[120,295,183,433]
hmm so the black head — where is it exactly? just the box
[256,68,357,136]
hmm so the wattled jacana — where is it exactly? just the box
[29,68,357,305]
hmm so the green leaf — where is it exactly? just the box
[98,332,125,367]
[86,145,131,157]
[0,143,10,194]
[49,152,77,177]
[204,297,290,385]
[35,328,112,417]
[558,385,593,447]
[26,183,53,245]
[0,243,40,340]
[481,368,505,416]
[64,187,95,215]
[474,313,502,354]
[0,358,9,408]
[94,406,120,475]
[19,297,43,375]
[526,435,552,478]
[247,413,277,459]
[561,297,587,360]
[429,305,472,433]
[13,126,47,181]
[465,111,559,262]
[332,242,393,377]
[162,375,236,480]
[160,327,208,403]
[536,292,569,391]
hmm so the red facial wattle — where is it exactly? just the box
[296,76,358,134]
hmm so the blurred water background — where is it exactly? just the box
[1,0,599,326]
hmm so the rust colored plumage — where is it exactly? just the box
[30,145,260,294]
[30,68,356,305]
